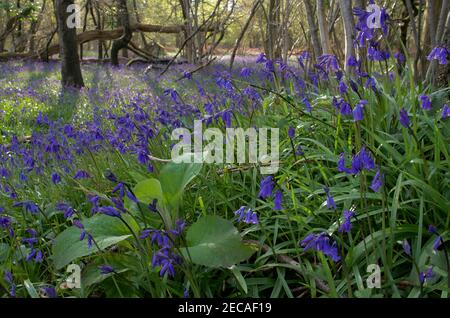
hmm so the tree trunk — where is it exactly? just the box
[338,0,354,71]
[55,0,84,88]
[111,0,132,66]
[266,0,281,60]
[303,0,321,59]
[316,0,331,54]
[179,0,196,63]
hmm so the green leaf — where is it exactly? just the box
[131,178,163,205]
[23,279,39,298]
[230,266,248,294]
[180,215,255,268]
[159,153,202,209]
[51,214,137,269]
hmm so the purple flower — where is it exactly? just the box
[300,232,340,262]
[51,172,61,184]
[353,100,367,121]
[74,170,90,179]
[297,51,310,68]
[339,101,352,116]
[347,56,359,68]
[420,267,434,284]
[394,52,406,63]
[240,67,252,77]
[112,182,126,198]
[273,190,283,211]
[403,239,411,256]
[98,206,121,218]
[40,286,57,298]
[235,206,258,224]
[428,225,438,235]
[339,210,355,234]
[370,169,383,192]
[184,288,189,298]
[324,187,336,210]
[419,95,432,110]
[258,176,274,199]
[288,126,295,139]
[399,108,410,128]
[234,206,246,222]
[432,236,442,251]
[244,211,259,224]
[4,271,15,297]
[256,53,266,64]
[98,265,115,275]
[317,54,340,72]
[338,81,348,95]
[338,153,352,174]
[13,201,39,214]
[427,46,449,65]
[56,202,75,219]
[441,105,450,119]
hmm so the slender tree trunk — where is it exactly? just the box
[95,6,103,60]
[267,0,281,60]
[179,0,195,63]
[316,0,331,54]
[111,0,132,66]
[281,0,292,63]
[303,0,321,59]
[338,0,354,70]
[55,0,84,88]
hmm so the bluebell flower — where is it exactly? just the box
[244,210,259,224]
[399,108,410,128]
[74,170,90,179]
[98,206,121,218]
[353,100,367,121]
[370,169,383,192]
[98,265,115,275]
[428,224,438,234]
[148,198,158,213]
[288,126,295,139]
[403,239,411,256]
[300,233,341,262]
[0,215,14,237]
[184,288,189,298]
[273,190,283,211]
[317,54,340,72]
[441,104,450,119]
[347,56,359,67]
[339,210,355,234]
[258,176,274,199]
[339,81,348,95]
[302,98,312,112]
[420,266,434,284]
[297,51,310,68]
[240,67,252,77]
[427,46,449,65]
[51,172,61,184]
[4,271,15,297]
[112,182,126,198]
[432,236,442,251]
[419,95,432,110]
[256,53,266,63]
[40,286,57,298]
[338,153,352,174]
[394,52,406,63]
[324,187,336,210]
[56,203,75,219]
[13,201,39,214]
[104,170,118,183]
[339,101,352,116]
